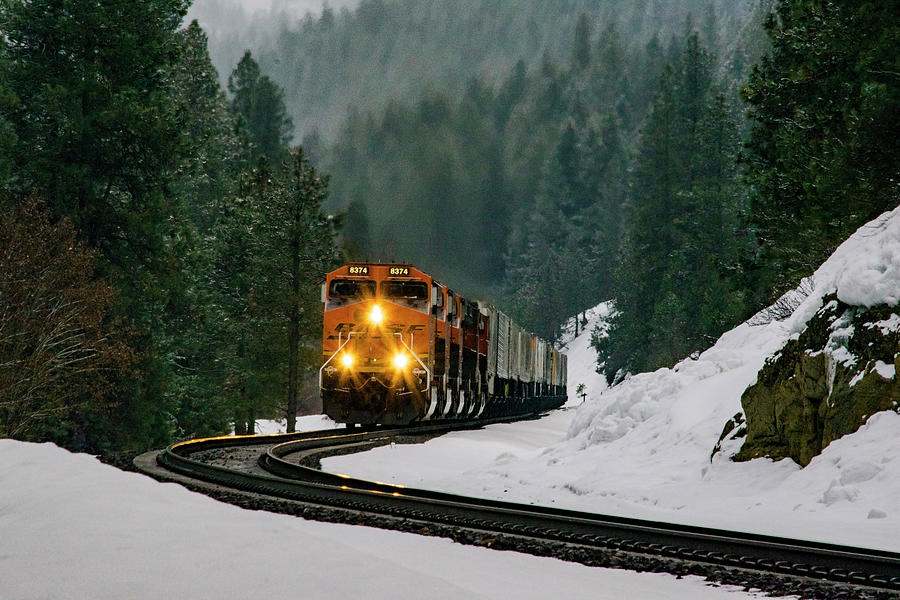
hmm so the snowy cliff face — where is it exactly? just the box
[735,294,900,466]
[732,207,900,466]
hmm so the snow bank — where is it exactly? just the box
[571,206,900,447]
[559,302,613,407]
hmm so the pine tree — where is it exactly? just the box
[572,13,593,71]
[0,45,15,186]
[214,152,339,433]
[1,0,197,451]
[742,0,900,299]
[276,149,339,431]
[599,30,747,377]
[162,21,252,440]
[228,51,294,164]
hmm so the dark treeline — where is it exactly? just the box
[0,2,338,451]
[317,3,770,346]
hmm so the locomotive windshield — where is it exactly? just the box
[381,281,429,312]
[328,279,375,308]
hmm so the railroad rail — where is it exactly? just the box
[139,419,900,598]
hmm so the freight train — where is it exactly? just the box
[320,263,566,425]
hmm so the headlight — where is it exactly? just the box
[369,304,383,325]
[392,352,409,369]
[341,353,354,368]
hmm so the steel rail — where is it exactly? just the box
[154,423,900,592]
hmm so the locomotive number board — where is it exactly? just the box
[389,267,410,276]
[348,266,369,275]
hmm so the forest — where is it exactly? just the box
[1,0,898,452]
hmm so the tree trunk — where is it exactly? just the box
[285,176,302,433]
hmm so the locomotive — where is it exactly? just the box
[320,263,566,425]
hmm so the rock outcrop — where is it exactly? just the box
[734,294,900,466]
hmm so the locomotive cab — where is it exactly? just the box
[320,264,433,425]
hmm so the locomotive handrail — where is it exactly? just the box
[394,331,430,394]
[318,331,358,390]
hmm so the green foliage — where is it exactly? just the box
[0,3,335,449]
[157,22,255,441]
[597,31,750,377]
[8,0,886,447]
[325,83,510,294]
[228,51,294,164]
[742,0,900,298]
[211,154,339,433]
[194,0,755,141]
[321,5,757,343]
[0,0,200,451]
[0,44,16,185]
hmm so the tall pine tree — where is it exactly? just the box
[1,0,196,451]
[743,0,900,299]
[228,51,294,164]
[598,31,748,377]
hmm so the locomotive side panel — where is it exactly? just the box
[496,311,510,381]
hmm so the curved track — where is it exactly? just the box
[142,419,900,597]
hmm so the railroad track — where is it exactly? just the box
[137,418,900,599]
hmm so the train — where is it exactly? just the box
[319,263,567,425]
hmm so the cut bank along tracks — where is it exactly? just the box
[136,419,900,599]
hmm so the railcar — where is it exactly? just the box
[320,263,566,426]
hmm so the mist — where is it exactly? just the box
[185,0,361,87]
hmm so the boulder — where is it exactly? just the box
[734,294,900,466]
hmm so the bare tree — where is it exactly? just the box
[0,197,135,439]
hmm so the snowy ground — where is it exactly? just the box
[0,439,775,599]
[325,206,900,553]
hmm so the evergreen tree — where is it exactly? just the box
[1,0,195,451]
[274,149,339,431]
[742,0,900,299]
[572,13,593,71]
[504,190,571,342]
[214,152,339,433]
[162,21,252,440]
[211,162,284,435]
[598,31,748,377]
[0,45,15,186]
[228,51,295,164]
[171,21,248,232]
[341,198,372,260]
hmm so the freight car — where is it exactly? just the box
[319,263,566,425]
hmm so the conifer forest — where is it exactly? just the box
[1,0,897,452]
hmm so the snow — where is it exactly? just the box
[557,302,614,408]
[325,206,900,553]
[865,313,900,335]
[0,440,773,600]
[873,360,896,380]
[249,414,343,435]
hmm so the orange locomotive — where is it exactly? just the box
[320,263,566,425]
